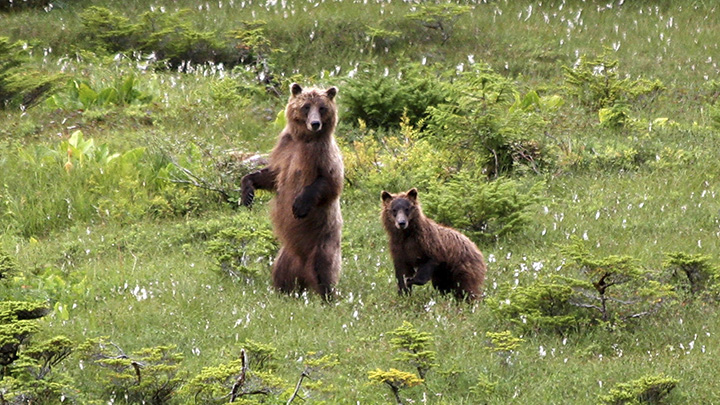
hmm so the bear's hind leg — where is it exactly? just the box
[272,247,306,294]
[306,240,341,300]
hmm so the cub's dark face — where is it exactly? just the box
[381,188,419,230]
[287,83,338,134]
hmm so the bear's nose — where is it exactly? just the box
[396,219,407,229]
[310,121,322,131]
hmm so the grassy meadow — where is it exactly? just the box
[2,0,720,403]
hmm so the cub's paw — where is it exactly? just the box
[292,195,313,218]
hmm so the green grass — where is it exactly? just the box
[2,0,720,403]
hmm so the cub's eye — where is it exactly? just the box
[392,209,398,215]
[319,106,327,114]
[301,104,311,112]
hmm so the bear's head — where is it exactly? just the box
[286,83,338,140]
[381,188,420,230]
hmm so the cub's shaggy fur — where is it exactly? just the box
[241,83,343,299]
[381,188,486,300]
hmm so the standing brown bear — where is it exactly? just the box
[241,83,343,300]
[381,188,487,301]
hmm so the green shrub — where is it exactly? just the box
[599,374,678,405]
[0,0,50,11]
[405,3,471,44]
[422,173,542,242]
[0,302,78,404]
[79,7,237,69]
[563,50,664,111]
[559,238,675,325]
[0,37,63,109]
[424,65,557,176]
[204,220,277,282]
[388,321,437,379]
[78,338,186,404]
[488,281,589,334]
[0,249,17,280]
[664,252,719,296]
[343,62,446,128]
[341,115,453,196]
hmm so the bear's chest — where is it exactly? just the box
[399,238,425,265]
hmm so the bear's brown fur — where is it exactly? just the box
[381,188,486,301]
[241,83,343,299]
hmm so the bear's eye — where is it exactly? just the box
[301,104,311,112]
[319,106,327,114]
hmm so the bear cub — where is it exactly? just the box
[241,83,343,300]
[381,188,487,301]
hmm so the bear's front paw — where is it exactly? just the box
[292,195,312,218]
[240,178,255,207]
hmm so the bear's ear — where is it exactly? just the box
[325,86,338,100]
[290,83,303,97]
[406,188,418,201]
[381,191,393,203]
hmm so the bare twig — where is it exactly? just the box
[229,349,249,402]
[287,369,310,405]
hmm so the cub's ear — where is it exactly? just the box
[381,191,393,203]
[406,188,418,201]
[326,86,338,100]
[290,83,303,97]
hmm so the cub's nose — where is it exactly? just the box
[396,219,407,229]
[310,121,322,131]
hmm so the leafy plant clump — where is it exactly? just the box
[79,7,239,69]
[343,62,446,128]
[563,50,664,111]
[664,252,720,297]
[368,368,423,405]
[0,37,63,109]
[204,221,276,282]
[599,374,679,405]
[388,321,437,379]
[488,281,589,334]
[78,338,186,404]
[424,65,559,177]
[423,173,543,242]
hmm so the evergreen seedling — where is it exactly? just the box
[388,321,437,379]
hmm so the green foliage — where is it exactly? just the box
[425,65,556,176]
[343,62,446,128]
[79,7,237,69]
[559,238,675,325]
[78,338,186,404]
[204,224,276,282]
[469,372,498,399]
[664,252,719,296]
[599,374,678,405]
[564,50,664,111]
[488,281,587,334]
[46,75,152,111]
[0,301,49,369]
[0,249,17,280]
[405,3,471,44]
[239,339,278,371]
[599,102,632,130]
[367,368,423,404]
[423,173,543,242]
[388,321,437,379]
[0,302,77,404]
[0,0,50,11]
[0,36,62,109]
[341,115,452,195]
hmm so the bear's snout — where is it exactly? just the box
[395,212,409,229]
[310,120,322,131]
